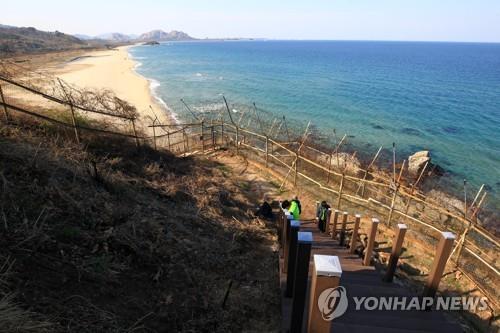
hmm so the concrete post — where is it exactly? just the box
[290,232,313,333]
[330,210,340,239]
[383,224,407,282]
[363,218,379,266]
[285,220,301,297]
[307,255,343,333]
[422,232,456,298]
[339,211,348,246]
[349,214,361,254]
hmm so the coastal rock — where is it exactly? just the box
[318,152,361,175]
[408,151,430,178]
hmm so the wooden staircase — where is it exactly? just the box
[280,219,463,332]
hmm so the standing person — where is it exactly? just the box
[289,195,301,220]
[255,194,274,219]
[316,201,331,233]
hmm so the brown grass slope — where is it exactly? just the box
[0,119,279,332]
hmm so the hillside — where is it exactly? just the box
[0,114,279,331]
[138,30,195,41]
[0,26,89,56]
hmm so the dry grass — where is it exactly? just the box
[0,116,279,332]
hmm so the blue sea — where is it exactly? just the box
[129,41,500,202]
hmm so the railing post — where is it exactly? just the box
[349,214,361,254]
[285,220,301,297]
[283,213,293,271]
[383,224,407,282]
[363,218,379,266]
[307,255,343,333]
[330,209,340,239]
[422,232,456,298]
[339,211,348,246]
[336,173,345,209]
[290,232,312,333]
[0,84,11,122]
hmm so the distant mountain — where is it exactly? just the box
[138,30,194,41]
[0,25,87,56]
[74,33,94,40]
[96,32,135,42]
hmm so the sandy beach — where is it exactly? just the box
[53,45,173,133]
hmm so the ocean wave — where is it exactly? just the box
[148,79,179,123]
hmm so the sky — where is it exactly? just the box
[2,0,500,42]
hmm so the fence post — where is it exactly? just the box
[201,121,205,152]
[265,136,269,168]
[386,185,399,227]
[363,218,379,266]
[339,211,348,246]
[383,224,407,282]
[131,119,139,148]
[57,78,80,144]
[330,209,340,239]
[294,152,298,187]
[221,121,225,146]
[336,173,345,209]
[236,126,239,155]
[422,232,456,298]
[349,214,361,254]
[0,84,11,122]
[167,131,171,150]
[307,255,343,333]
[290,232,312,333]
[152,122,157,150]
[285,220,301,297]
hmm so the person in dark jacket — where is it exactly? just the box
[256,194,274,219]
[316,201,331,233]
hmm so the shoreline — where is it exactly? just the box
[52,45,176,134]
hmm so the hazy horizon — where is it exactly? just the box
[2,0,500,43]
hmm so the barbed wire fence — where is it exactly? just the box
[0,60,498,319]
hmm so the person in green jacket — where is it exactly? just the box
[289,196,302,220]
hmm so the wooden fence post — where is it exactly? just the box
[383,224,407,282]
[349,214,361,254]
[285,220,301,297]
[339,211,348,246]
[152,122,157,150]
[236,126,239,155]
[293,152,298,187]
[363,218,379,266]
[307,255,343,333]
[330,209,340,239]
[0,84,11,122]
[57,78,80,144]
[131,119,139,148]
[167,131,171,150]
[422,232,456,298]
[387,160,405,227]
[221,121,225,146]
[201,121,205,152]
[265,136,269,168]
[336,173,345,209]
[290,232,312,333]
